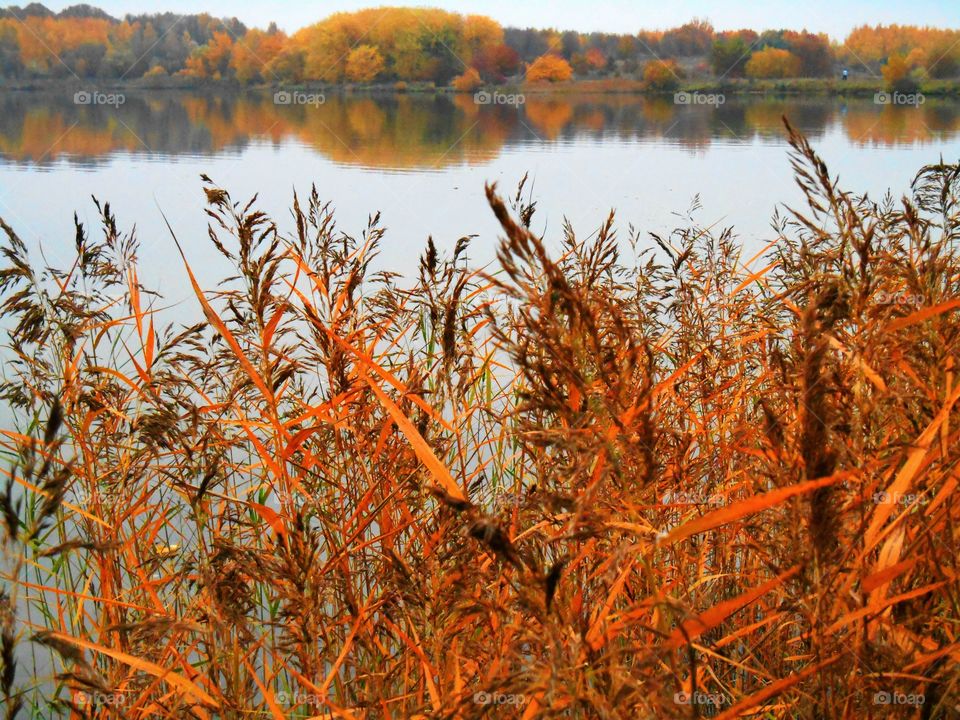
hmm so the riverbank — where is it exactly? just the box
[4,76,960,98]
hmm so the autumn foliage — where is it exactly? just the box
[643,58,682,90]
[525,54,574,83]
[1,5,960,85]
[291,8,510,85]
[746,47,802,79]
[452,67,483,93]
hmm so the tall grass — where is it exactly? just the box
[0,121,958,718]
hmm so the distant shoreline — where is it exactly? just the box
[3,77,960,98]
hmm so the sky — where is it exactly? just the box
[35,0,960,39]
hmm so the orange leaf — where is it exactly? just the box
[886,298,960,332]
[662,566,799,651]
[41,631,217,709]
[659,473,849,545]
[247,502,287,539]
[362,372,468,505]
[714,655,841,720]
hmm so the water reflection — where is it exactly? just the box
[1,91,958,169]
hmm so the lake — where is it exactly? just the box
[2,88,959,713]
[2,90,960,305]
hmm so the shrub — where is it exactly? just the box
[452,67,483,92]
[525,54,574,82]
[143,64,168,78]
[746,47,802,78]
[642,59,682,91]
[882,53,921,92]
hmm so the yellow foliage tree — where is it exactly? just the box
[345,44,385,83]
[230,29,286,84]
[643,59,681,90]
[881,53,921,91]
[526,54,573,83]
[463,14,503,67]
[183,31,234,79]
[745,47,802,78]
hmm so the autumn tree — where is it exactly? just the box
[345,44,385,83]
[525,54,573,82]
[585,47,607,71]
[452,67,483,92]
[182,30,234,79]
[0,8,248,80]
[782,31,834,76]
[265,46,306,83]
[229,28,286,84]
[643,58,681,90]
[463,14,503,68]
[473,43,519,82]
[842,24,960,74]
[660,19,714,57]
[882,53,920,92]
[745,47,801,78]
[293,8,488,84]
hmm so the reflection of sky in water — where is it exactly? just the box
[1,93,959,323]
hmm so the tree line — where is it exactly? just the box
[0,4,958,85]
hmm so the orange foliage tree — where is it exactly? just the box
[526,54,573,82]
[183,31,234,79]
[462,14,504,68]
[452,67,483,92]
[585,47,607,71]
[229,29,286,84]
[745,47,801,78]
[881,53,921,92]
[843,24,960,77]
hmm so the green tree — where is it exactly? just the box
[711,36,751,77]
[0,24,23,78]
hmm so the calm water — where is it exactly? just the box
[2,90,960,303]
[3,89,960,697]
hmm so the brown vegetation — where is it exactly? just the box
[0,122,959,718]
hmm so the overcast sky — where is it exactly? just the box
[34,0,960,39]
